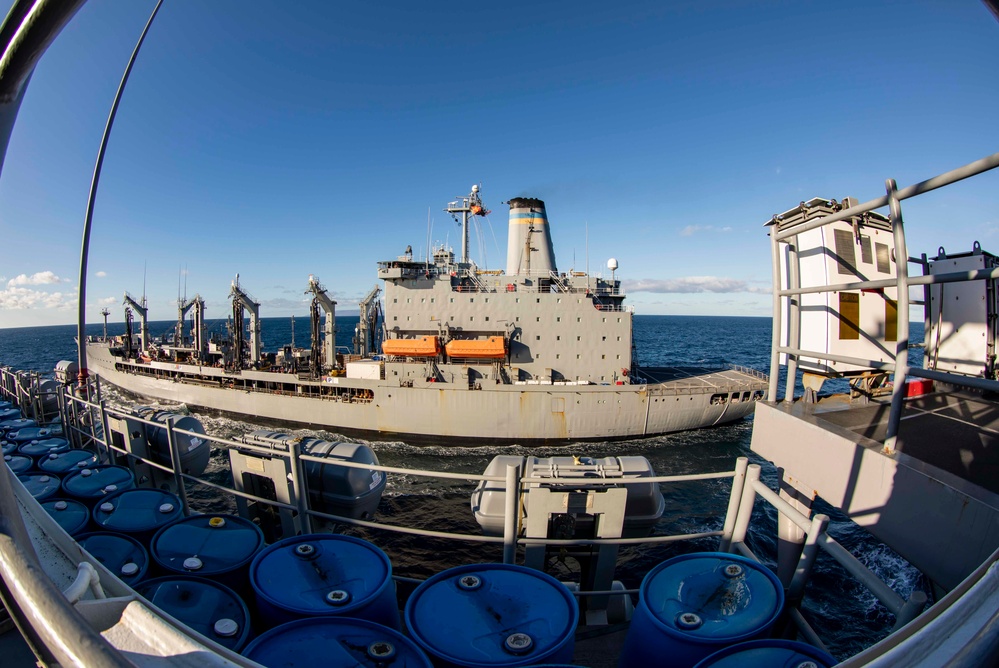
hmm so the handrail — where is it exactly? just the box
[772,151,999,243]
[737,465,928,636]
[4,365,947,662]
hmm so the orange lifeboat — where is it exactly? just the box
[381,336,440,357]
[445,336,507,359]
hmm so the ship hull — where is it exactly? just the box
[86,343,767,444]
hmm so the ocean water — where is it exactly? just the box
[0,314,928,660]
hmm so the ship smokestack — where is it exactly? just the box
[506,197,557,277]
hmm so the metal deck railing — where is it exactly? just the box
[0,364,935,662]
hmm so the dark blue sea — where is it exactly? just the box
[0,314,927,660]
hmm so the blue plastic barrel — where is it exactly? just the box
[0,417,35,433]
[1,440,16,456]
[619,553,784,668]
[137,576,252,652]
[0,400,11,410]
[5,454,33,474]
[250,533,399,630]
[243,617,433,667]
[151,514,265,593]
[61,465,135,506]
[19,438,71,463]
[693,639,837,667]
[92,488,184,542]
[39,449,99,475]
[41,499,90,536]
[9,425,64,442]
[405,563,579,668]
[16,472,62,501]
[78,532,149,585]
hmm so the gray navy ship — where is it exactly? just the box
[86,187,767,444]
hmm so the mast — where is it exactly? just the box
[446,185,488,264]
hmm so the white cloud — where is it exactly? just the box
[679,225,731,237]
[98,296,117,306]
[6,271,68,287]
[95,271,107,278]
[0,286,77,310]
[623,277,771,294]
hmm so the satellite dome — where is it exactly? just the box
[607,258,619,271]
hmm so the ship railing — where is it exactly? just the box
[727,364,769,380]
[768,150,999,453]
[731,462,929,654]
[65,382,925,640]
[0,366,60,425]
[547,271,573,293]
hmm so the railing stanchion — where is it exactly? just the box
[787,512,829,604]
[731,464,761,548]
[718,457,749,553]
[290,440,313,535]
[883,179,911,455]
[164,417,190,516]
[892,591,929,631]
[97,397,112,464]
[768,226,783,401]
[502,463,520,564]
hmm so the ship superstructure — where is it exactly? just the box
[379,192,632,387]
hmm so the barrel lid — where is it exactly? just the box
[6,454,33,473]
[39,449,99,474]
[78,532,149,583]
[243,617,433,668]
[1,441,16,456]
[250,533,392,616]
[41,498,90,536]
[151,515,264,576]
[639,553,783,642]
[16,473,62,500]
[693,639,837,667]
[92,488,183,534]
[0,418,36,432]
[18,438,70,457]
[61,465,135,499]
[135,576,251,652]
[405,563,579,667]
[9,425,63,441]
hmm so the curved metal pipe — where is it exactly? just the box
[76,0,162,384]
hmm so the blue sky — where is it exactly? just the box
[0,0,997,328]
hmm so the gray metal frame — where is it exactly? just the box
[767,151,999,453]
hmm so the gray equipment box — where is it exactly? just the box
[245,430,385,521]
[472,455,664,538]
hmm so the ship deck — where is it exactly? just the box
[806,389,999,497]
[638,365,767,389]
